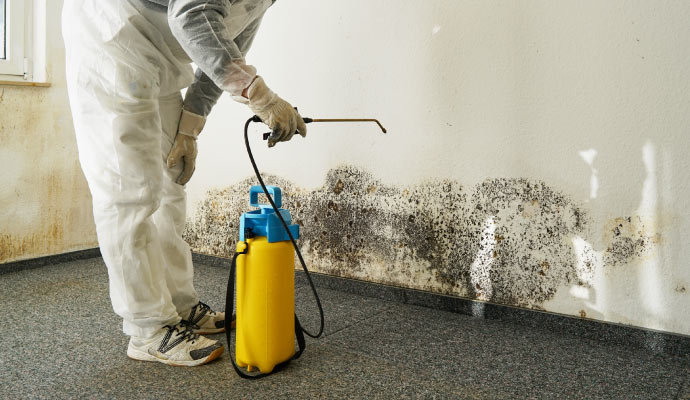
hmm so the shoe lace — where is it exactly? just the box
[197,301,213,315]
[186,302,213,328]
[167,322,200,344]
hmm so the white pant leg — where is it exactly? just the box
[63,0,194,338]
[155,93,199,315]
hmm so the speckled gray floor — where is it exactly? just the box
[1,258,688,399]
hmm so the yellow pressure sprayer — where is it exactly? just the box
[225,114,386,379]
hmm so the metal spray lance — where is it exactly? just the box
[260,115,387,141]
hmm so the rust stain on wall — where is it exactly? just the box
[185,165,659,309]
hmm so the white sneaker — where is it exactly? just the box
[127,323,224,367]
[182,302,232,334]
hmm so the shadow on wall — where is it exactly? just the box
[184,165,657,312]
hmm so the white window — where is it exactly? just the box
[0,0,29,78]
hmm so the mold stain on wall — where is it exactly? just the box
[602,216,659,266]
[0,86,97,264]
[184,165,659,309]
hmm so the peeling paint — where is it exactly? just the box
[185,165,660,309]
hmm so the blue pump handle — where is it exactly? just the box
[249,185,282,208]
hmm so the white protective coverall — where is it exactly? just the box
[63,0,276,339]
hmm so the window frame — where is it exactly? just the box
[0,0,27,78]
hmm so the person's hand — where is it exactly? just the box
[167,110,205,185]
[246,76,307,147]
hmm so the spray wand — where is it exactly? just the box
[261,116,387,141]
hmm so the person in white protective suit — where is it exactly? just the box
[63,0,306,367]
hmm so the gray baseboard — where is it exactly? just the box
[193,252,690,359]
[303,271,690,358]
[0,248,102,275]
[4,250,687,359]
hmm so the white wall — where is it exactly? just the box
[0,0,97,263]
[186,0,690,336]
[2,0,684,336]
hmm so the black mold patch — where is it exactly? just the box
[464,179,586,307]
[183,174,296,256]
[184,165,655,308]
[603,216,659,266]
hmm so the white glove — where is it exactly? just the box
[246,76,307,147]
[167,110,205,185]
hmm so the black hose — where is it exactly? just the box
[243,116,325,339]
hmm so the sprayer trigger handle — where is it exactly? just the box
[262,122,311,141]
